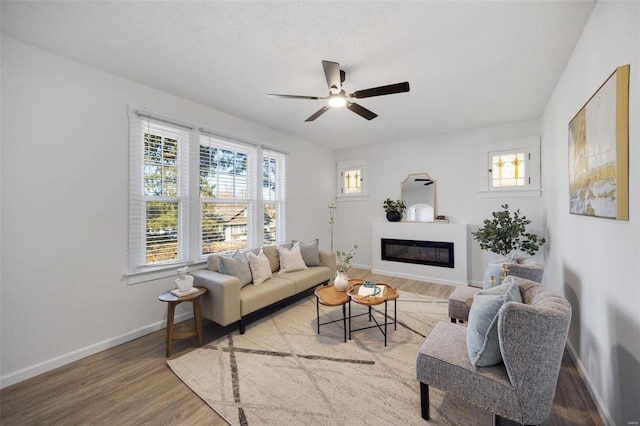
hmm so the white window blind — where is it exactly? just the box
[129,114,190,270]
[262,147,287,244]
[199,135,258,255]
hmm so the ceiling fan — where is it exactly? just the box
[268,60,410,122]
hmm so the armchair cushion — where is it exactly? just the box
[467,279,522,367]
[482,255,516,289]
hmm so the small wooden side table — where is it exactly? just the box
[314,284,350,342]
[158,287,207,357]
[347,279,399,347]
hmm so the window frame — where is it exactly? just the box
[478,136,541,198]
[336,159,368,201]
[128,110,287,283]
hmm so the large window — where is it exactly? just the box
[200,136,256,255]
[129,111,286,274]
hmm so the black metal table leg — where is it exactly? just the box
[384,300,388,346]
[342,303,346,342]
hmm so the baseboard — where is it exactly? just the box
[0,311,193,389]
[565,341,614,426]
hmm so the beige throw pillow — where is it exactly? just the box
[247,250,272,286]
[277,242,308,273]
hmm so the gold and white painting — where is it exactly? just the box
[568,65,629,220]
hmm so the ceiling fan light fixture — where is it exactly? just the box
[328,93,347,108]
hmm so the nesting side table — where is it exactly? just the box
[314,284,350,342]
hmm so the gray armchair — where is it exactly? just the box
[449,257,544,323]
[418,278,571,425]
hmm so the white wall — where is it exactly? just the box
[540,2,639,425]
[333,119,543,285]
[0,37,335,387]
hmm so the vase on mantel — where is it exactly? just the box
[334,271,349,291]
[386,211,402,222]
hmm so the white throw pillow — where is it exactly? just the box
[247,250,273,286]
[277,242,308,273]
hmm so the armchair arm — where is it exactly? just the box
[191,270,241,327]
[497,299,571,424]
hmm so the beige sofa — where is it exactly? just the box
[191,243,336,334]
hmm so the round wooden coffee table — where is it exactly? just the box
[314,284,350,342]
[158,287,207,357]
[347,279,399,346]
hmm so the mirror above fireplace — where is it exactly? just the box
[401,173,435,222]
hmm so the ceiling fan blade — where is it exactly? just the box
[322,60,342,92]
[346,102,378,120]
[349,81,410,99]
[268,94,323,100]
[305,105,331,122]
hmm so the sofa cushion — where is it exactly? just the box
[261,244,281,273]
[467,278,522,367]
[218,250,252,287]
[240,276,296,316]
[280,266,332,293]
[247,250,272,286]
[277,242,308,273]
[293,239,322,267]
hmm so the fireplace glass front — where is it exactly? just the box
[381,238,454,268]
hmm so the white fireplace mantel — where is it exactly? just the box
[372,221,468,286]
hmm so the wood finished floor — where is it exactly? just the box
[1,269,603,425]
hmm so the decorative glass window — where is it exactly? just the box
[337,159,368,199]
[491,151,527,187]
[342,168,362,194]
[479,137,541,197]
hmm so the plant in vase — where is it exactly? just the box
[334,244,358,291]
[471,204,546,288]
[383,198,406,222]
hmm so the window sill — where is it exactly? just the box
[125,260,207,285]
[478,189,541,198]
[336,195,369,202]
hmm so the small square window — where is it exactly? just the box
[479,137,541,198]
[337,159,368,200]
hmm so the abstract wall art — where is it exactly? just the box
[568,64,629,220]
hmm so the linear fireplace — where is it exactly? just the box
[381,238,454,269]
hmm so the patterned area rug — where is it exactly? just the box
[167,291,490,425]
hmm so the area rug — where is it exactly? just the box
[167,291,490,426]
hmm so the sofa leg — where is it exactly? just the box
[450,318,456,323]
[420,382,430,420]
[239,319,246,335]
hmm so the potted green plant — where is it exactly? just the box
[383,198,406,222]
[471,204,546,256]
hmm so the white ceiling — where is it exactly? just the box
[1,1,596,150]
